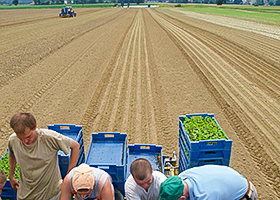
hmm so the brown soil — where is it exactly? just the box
[0,8,279,199]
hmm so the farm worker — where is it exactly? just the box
[0,168,7,195]
[8,113,80,200]
[125,158,167,200]
[60,163,115,200]
[159,164,258,200]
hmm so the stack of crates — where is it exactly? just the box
[179,113,232,172]
[0,150,17,200]
[126,144,164,178]
[85,132,127,196]
[47,124,85,179]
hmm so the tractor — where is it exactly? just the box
[59,6,76,18]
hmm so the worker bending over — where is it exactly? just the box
[8,113,80,200]
[60,163,115,200]
[159,164,258,200]
[125,158,167,200]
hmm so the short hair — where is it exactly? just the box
[130,158,153,181]
[0,168,7,184]
[10,113,36,134]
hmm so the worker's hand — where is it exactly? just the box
[9,177,19,191]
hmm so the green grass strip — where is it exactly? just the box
[173,4,280,25]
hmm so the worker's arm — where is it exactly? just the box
[9,155,19,190]
[67,140,80,174]
[100,178,115,200]
[60,174,73,200]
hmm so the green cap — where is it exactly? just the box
[159,176,184,200]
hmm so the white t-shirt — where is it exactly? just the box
[125,171,167,200]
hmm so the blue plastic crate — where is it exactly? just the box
[58,144,85,178]
[48,124,85,179]
[0,151,17,200]
[126,144,164,179]
[85,132,127,195]
[0,180,17,200]
[47,124,83,146]
[179,113,232,169]
[179,147,188,173]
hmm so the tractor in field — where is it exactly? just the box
[59,6,76,18]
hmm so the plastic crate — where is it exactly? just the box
[0,151,17,200]
[179,113,232,170]
[58,144,85,178]
[85,132,127,195]
[0,180,17,200]
[126,144,164,178]
[47,124,83,147]
[47,124,85,179]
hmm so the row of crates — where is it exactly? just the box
[178,113,232,172]
[85,132,164,195]
[1,113,232,199]
[0,126,164,199]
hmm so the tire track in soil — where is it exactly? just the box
[142,8,177,155]
[79,9,158,145]
[163,9,280,65]
[0,9,129,154]
[155,9,280,95]
[0,9,103,28]
[152,9,280,156]
[0,9,128,89]
[79,9,177,155]
[0,9,105,50]
[148,8,280,197]
[79,9,139,142]
[0,9,121,55]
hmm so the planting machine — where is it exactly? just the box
[0,113,232,200]
[59,6,76,18]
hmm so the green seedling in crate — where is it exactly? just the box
[0,153,20,181]
[183,116,227,141]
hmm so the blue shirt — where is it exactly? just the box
[179,165,248,200]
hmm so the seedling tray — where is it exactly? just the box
[0,150,17,200]
[179,113,232,170]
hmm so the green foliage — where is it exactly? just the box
[183,116,228,141]
[34,0,41,4]
[0,153,20,181]
[216,0,224,5]
[12,0,18,5]
[276,0,280,5]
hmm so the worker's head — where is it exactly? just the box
[159,176,186,200]
[72,164,95,198]
[10,113,37,147]
[0,168,7,195]
[130,158,153,191]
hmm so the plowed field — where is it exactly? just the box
[0,7,279,199]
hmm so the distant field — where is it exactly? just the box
[1,3,279,25]
[0,4,114,9]
[166,4,280,25]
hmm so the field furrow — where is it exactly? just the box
[0,7,279,199]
